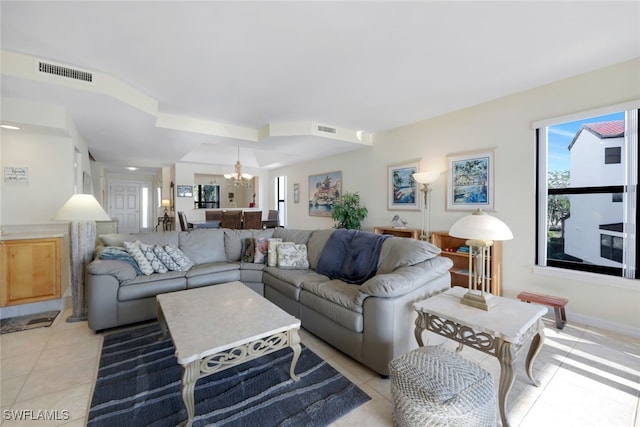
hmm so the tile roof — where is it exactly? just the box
[568,120,624,150]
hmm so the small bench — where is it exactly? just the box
[517,291,568,329]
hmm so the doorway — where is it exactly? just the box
[109,181,141,234]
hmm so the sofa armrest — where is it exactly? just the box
[87,259,137,282]
[360,256,453,298]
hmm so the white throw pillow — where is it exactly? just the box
[277,243,309,269]
[164,244,195,271]
[139,243,168,274]
[153,245,181,271]
[124,240,154,276]
[267,238,284,267]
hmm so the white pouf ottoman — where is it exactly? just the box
[389,346,496,427]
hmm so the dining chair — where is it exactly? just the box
[177,211,190,231]
[242,211,263,229]
[220,210,242,229]
[263,209,281,228]
[205,210,223,221]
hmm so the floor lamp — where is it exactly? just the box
[412,171,439,241]
[52,194,111,322]
[448,209,513,310]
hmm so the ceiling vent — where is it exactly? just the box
[37,60,93,83]
[317,125,337,134]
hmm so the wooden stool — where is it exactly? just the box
[517,291,568,329]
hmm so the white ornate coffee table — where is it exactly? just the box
[157,281,301,427]
[413,287,546,427]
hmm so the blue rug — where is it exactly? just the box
[88,323,370,426]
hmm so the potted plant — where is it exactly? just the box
[331,191,368,230]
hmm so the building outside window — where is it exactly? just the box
[536,105,638,279]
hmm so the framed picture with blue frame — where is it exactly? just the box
[388,160,420,211]
[447,149,495,211]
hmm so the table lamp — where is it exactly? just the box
[52,194,111,322]
[161,199,171,218]
[412,171,440,241]
[448,209,513,310]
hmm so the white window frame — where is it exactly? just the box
[533,101,639,282]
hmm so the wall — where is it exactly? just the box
[270,58,640,335]
[1,97,96,315]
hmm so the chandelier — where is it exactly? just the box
[224,146,253,187]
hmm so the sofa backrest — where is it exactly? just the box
[178,229,227,264]
[376,237,442,274]
[306,229,335,269]
[99,231,180,248]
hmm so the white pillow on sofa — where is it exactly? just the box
[277,243,309,269]
[123,240,154,276]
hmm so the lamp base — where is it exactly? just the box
[460,291,497,311]
[66,314,87,323]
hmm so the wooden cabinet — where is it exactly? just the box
[1,237,62,306]
[430,231,502,296]
[374,226,421,240]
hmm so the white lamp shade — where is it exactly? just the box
[412,171,440,184]
[52,194,111,221]
[449,209,513,241]
[161,199,171,207]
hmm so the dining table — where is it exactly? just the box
[188,220,221,229]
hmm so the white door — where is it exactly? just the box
[110,181,141,234]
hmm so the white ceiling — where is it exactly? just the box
[1,1,639,174]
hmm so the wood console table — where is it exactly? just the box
[373,226,421,240]
[413,287,546,427]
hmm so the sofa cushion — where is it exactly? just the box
[164,244,195,271]
[301,279,364,313]
[267,238,284,267]
[100,232,179,248]
[263,267,328,289]
[307,229,335,269]
[376,237,441,274]
[123,241,154,275]
[186,262,239,278]
[153,245,181,271]
[277,244,309,269]
[140,243,168,274]
[118,273,187,301]
[179,229,226,264]
[299,288,363,332]
[223,229,274,262]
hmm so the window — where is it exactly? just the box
[605,146,622,164]
[275,176,286,226]
[536,105,638,279]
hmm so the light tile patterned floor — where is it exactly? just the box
[1,308,638,426]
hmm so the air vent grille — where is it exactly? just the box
[317,125,337,134]
[38,61,93,83]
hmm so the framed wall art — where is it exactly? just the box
[177,185,193,197]
[309,171,342,217]
[388,161,419,211]
[293,183,300,204]
[447,149,494,211]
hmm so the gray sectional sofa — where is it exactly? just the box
[86,227,453,375]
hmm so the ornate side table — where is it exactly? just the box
[413,287,546,427]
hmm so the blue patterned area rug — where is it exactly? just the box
[88,323,370,427]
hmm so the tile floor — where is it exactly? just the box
[1,308,638,426]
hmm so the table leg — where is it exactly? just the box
[414,313,426,346]
[157,307,168,341]
[525,318,546,386]
[497,340,516,427]
[289,328,301,381]
[181,361,200,427]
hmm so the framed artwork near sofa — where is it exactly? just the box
[447,149,494,211]
[309,171,342,217]
[388,161,420,211]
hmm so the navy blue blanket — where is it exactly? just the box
[316,229,391,285]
